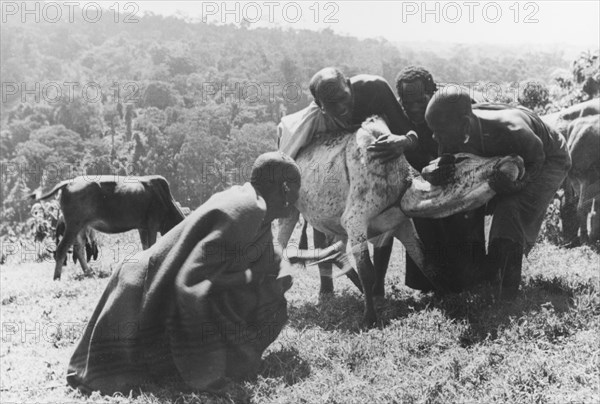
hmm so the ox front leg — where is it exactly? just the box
[313,228,334,295]
[393,217,449,293]
[138,229,150,250]
[147,231,158,248]
[343,215,377,327]
[353,235,378,327]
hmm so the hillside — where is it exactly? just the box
[1,9,597,234]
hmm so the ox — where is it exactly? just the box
[566,115,600,243]
[541,99,600,244]
[541,98,600,137]
[278,116,524,326]
[31,175,185,280]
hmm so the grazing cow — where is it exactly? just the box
[31,175,185,280]
[55,214,99,272]
[278,116,524,326]
[541,99,600,243]
[566,115,600,243]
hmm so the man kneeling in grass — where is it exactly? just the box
[67,152,300,395]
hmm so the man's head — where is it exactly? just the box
[309,67,353,127]
[251,152,301,221]
[425,87,474,152]
[396,66,437,125]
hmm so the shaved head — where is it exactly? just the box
[309,67,348,105]
[251,152,301,189]
[251,151,301,220]
[425,86,474,152]
[308,67,354,127]
[426,86,473,124]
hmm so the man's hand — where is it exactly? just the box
[422,163,455,186]
[489,169,522,195]
[367,132,416,163]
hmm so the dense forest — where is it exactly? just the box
[1,8,598,237]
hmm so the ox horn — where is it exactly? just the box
[496,155,525,181]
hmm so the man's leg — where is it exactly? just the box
[487,237,523,299]
[405,218,440,292]
[440,207,487,289]
[487,160,569,298]
[313,228,334,294]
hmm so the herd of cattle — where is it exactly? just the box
[23,99,599,298]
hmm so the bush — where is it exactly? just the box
[519,81,550,111]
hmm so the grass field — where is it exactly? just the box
[1,229,599,404]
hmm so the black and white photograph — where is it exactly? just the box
[1,1,599,403]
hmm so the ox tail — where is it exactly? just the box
[29,180,70,201]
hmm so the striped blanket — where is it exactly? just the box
[67,183,290,395]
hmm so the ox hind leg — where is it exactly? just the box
[72,233,91,275]
[370,232,393,299]
[54,225,84,280]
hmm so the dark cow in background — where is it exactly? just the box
[541,98,600,245]
[541,98,600,136]
[566,115,600,243]
[31,175,185,279]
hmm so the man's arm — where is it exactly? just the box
[490,125,545,194]
[372,79,416,140]
[362,78,418,161]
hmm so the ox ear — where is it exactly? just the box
[438,154,456,166]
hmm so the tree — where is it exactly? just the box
[175,129,229,206]
[141,81,180,110]
[54,96,103,139]
[2,176,31,224]
[124,104,136,140]
[572,50,600,98]
[14,125,85,190]
[518,80,550,112]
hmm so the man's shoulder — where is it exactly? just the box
[211,184,266,216]
[475,106,535,136]
[188,184,266,230]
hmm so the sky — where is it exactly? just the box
[132,1,600,48]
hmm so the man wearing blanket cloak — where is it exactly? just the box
[67,152,301,395]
